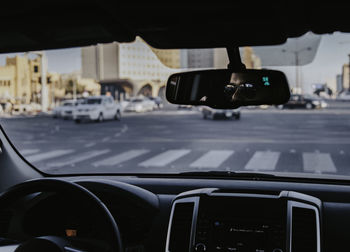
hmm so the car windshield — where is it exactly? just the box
[1,32,350,180]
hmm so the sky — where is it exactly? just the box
[0,32,350,94]
[271,32,350,93]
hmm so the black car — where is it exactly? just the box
[202,107,241,120]
[278,94,317,109]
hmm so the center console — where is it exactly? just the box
[166,189,321,252]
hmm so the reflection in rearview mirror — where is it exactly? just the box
[166,69,290,109]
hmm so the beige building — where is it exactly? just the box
[342,64,350,90]
[81,37,177,98]
[242,47,261,69]
[152,48,181,68]
[0,55,65,106]
[213,47,261,69]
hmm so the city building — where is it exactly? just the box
[180,49,214,69]
[336,74,343,94]
[81,37,177,99]
[342,64,350,91]
[152,48,181,68]
[0,55,64,106]
[213,48,229,68]
[242,47,262,69]
[213,47,262,69]
[81,40,263,100]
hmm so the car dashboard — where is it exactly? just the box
[167,189,320,252]
[1,176,350,252]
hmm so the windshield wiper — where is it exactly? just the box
[178,170,276,180]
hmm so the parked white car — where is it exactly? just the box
[124,97,154,112]
[52,100,82,118]
[60,99,85,119]
[12,104,37,115]
[73,96,122,123]
[147,96,163,109]
[338,91,350,101]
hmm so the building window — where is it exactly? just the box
[34,65,39,73]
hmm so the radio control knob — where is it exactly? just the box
[195,243,207,252]
[272,249,283,252]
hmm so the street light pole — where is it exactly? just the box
[282,47,311,94]
[40,52,48,112]
[295,51,299,93]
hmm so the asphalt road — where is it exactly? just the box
[1,103,350,177]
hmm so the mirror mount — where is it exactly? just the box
[226,47,246,71]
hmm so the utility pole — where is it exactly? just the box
[40,52,48,112]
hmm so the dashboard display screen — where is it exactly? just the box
[195,197,287,252]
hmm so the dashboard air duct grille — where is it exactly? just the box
[169,202,194,252]
[292,206,317,252]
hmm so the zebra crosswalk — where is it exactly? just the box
[20,148,341,174]
[244,151,280,171]
[93,149,149,167]
[139,149,191,167]
[302,152,336,173]
[26,149,75,163]
[190,150,234,168]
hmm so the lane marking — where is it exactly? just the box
[302,152,336,173]
[244,151,280,171]
[84,142,96,148]
[93,149,149,167]
[114,124,128,137]
[102,137,110,142]
[190,150,234,168]
[20,149,40,155]
[48,149,110,168]
[139,149,190,167]
[27,150,74,163]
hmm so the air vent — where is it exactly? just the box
[0,210,12,236]
[168,202,194,252]
[291,206,318,252]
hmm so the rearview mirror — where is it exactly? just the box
[166,69,290,109]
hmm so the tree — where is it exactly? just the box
[65,79,85,95]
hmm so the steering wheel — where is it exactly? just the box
[0,178,123,252]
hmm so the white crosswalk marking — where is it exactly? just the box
[93,149,149,167]
[302,152,336,173]
[21,149,40,155]
[190,150,234,168]
[48,149,111,168]
[27,150,74,163]
[244,151,280,171]
[139,149,191,167]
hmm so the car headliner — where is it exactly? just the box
[0,2,349,53]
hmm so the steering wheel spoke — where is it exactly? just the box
[0,179,122,252]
